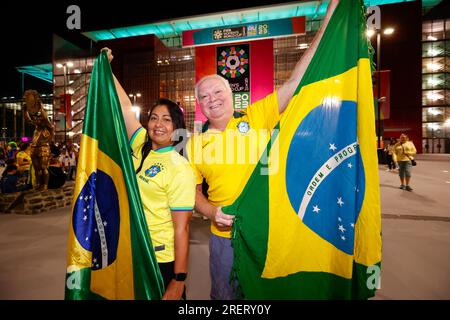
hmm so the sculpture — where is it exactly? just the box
[23,90,54,191]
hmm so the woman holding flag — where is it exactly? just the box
[103,48,195,300]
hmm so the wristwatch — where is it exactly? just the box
[174,273,187,281]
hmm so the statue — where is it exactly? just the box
[23,90,54,191]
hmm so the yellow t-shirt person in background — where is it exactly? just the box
[16,142,32,174]
[393,133,417,191]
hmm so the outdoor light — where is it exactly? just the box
[427,48,440,57]
[428,108,441,116]
[383,27,394,35]
[427,91,443,101]
[427,35,437,41]
[445,119,450,126]
[299,43,309,49]
[136,93,142,98]
[366,29,375,38]
[56,63,63,68]
[66,62,74,67]
[131,106,141,120]
[373,26,395,149]
[428,123,440,130]
[74,69,81,74]
[427,62,441,71]
[427,78,440,86]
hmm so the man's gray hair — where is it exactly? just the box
[194,74,232,101]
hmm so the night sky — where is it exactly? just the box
[0,0,284,98]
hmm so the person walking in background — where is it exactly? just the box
[385,138,397,171]
[393,133,417,191]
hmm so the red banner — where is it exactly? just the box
[194,39,273,123]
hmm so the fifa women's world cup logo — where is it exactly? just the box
[217,44,250,110]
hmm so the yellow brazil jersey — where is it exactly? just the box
[186,92,280,238]
[130,127,195,263]
[393,141,417,162]
[16,151,31,173]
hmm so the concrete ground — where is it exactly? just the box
[0,154,449,300]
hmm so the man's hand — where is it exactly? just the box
[101,47,113,63]
[213,207,235,227]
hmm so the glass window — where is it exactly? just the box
[422,20,445,41]
[422,41,445,57]
[422,57,446,73]
[422,89,450,106]
[422,73,447,90]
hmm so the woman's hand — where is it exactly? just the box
[162,279,185,300]
[101,47,113,63]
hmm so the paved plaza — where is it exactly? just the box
[0,154,449,300]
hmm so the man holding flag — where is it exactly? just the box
[187,0,381,300]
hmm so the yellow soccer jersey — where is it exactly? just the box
[186,92,280,238]
[16,151,31,173]
[130,127,195,262]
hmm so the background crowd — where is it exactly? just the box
[0,139,78,193]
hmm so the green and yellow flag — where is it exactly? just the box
[225,0,382,299]
[65,51,164,299]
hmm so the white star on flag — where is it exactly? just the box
[341,236,346,241]
[83,215,87,221]
[103,221,108,227]
[350,223,355,228]
[93,258,97,263]
[347,163,353,168]
[85,237,89,241]
[337,197,344,207]
[338,217,342,222]
[338,225,346,233]
[329,143,337,152]
[84,196,88,201]
[312,205,321,213]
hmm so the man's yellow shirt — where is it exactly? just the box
[186,92,280,238]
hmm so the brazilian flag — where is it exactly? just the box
[65,51,164,299]
[225,0,382,299]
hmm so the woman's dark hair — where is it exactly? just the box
[135,98,186,174]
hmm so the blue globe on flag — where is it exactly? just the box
[286,100,365,255]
